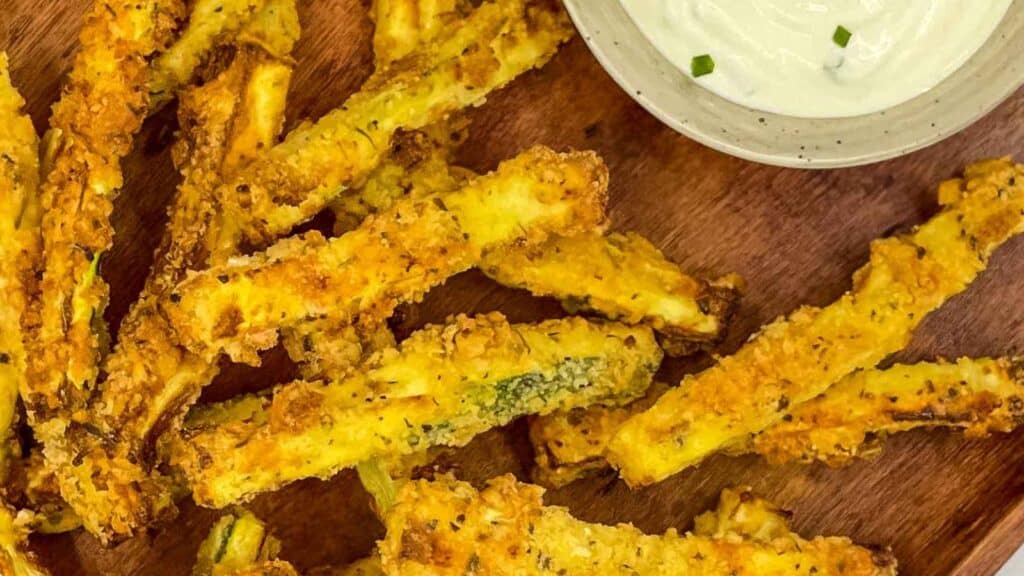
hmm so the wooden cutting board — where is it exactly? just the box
[5,1,1024,574]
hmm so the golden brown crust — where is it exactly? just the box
[54,29,298,541]
[213,0,573,249]
[608,159,1024,485]
[0,52,40,486]
[484,233,740,357]
[529,382,670,488]
[370,0,474,68]
[532,357,1024,488]
[749,357,1024,465]
[692,486,795,543]
[162,147,609,363]
[24,0,184,433]
[379,475,896,576]
[148,0,269,110]
[165,313,659,507]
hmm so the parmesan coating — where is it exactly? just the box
[164,314,660,507]
[608,159,1024,485]
[379,475,896,576]
[162,147,609,364]
[0,53,40,484]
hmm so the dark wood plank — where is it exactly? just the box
[4,1,1024,574]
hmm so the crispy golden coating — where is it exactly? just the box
[163,147,609,364]
[0,504,49,576]
[692,487,795,543]
[194,509,283,576]
[330,142,739,358]
[608,159,1024,485]
[149,0,268,109]
[165,313,660,507]
[371,0,473,67]
[55,26,299,541]
[0,53,40,484]
[329,124,468,236]
[483,234,739,356]
[24,0,184,451]
[281,322,397,381]
[212,0,573,249]
[533,358,1024,487]
[379,475,896,576]
[529,383,670,488]
[748,357,1024,465]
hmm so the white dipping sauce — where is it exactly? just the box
[621,0,1013,118]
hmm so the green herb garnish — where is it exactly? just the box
[691,54,715,78]
[833,25,852,48]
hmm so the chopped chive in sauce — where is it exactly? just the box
[691,54,715,78]
[833,25,853,48]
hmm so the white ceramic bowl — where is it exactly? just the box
[562,0,1024,168]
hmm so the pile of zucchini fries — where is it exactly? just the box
[1,0,1022,574]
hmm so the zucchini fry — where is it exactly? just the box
[529,383,670,488]
[23,0,184,449]
[333,148,738,360]
[149,0,269,110]
[281,322,396,381]
[0,505,49,576]
[0,53,40,484]
[59,28,298,540]
[608,159,1024,485]
[213,0,573,250]
[371,0,473,67]
[748,357,1024,465]
[194,509,284,576]
[164,313,661,507]
[483,234,739,355]
[692,486,795,543]
[532,357,1024,487]
[162,147,609,364]
[379,475,896,576]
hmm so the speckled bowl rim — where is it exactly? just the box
[563,0,1024,169]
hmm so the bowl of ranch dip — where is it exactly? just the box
[562,0,1024,168]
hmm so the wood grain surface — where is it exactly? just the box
[5,1,1024,575]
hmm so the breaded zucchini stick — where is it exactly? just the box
[748,357,1024,465]
[379,475,896,576]
[194,509,283,576]
[149,0,269,110]
[59,25,298,540]
[0,53,40,484]
[483,233,739,355]
[162,147,609,364]
[608,159,1024,485]
[213,0,573,249]
[335,154,739,362]
[0,505,49,576]
[529,382,670,488]
[164,313,661,507]
[371,0,472,67]
[23,0,184,446]
[692,486,795,543]
[532,358,1024,486]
